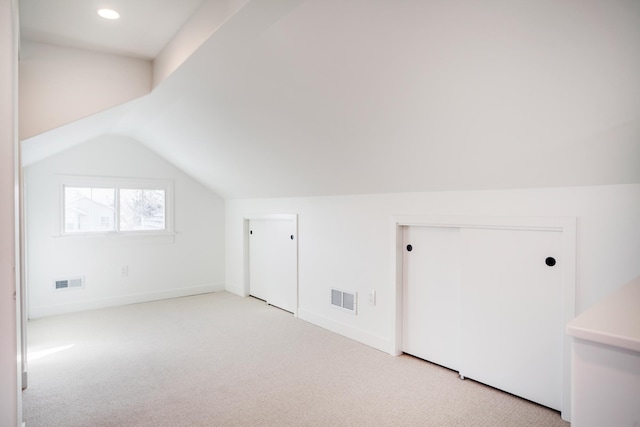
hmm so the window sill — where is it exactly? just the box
[54,231,175,246]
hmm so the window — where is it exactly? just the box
[59,176,172,236]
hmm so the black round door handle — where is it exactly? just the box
[290,235,294,240]
[545,257,556,267]
[406,244,413,252]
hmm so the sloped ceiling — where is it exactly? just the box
[21,0,640,199]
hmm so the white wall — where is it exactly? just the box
[0,0,18,424]
[25,135,225,318]
[226,184,640,353]
[19,41,151,139]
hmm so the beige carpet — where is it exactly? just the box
[23,292,570,426]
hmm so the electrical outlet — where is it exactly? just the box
[368,289,376,306]
[121,265,129,277]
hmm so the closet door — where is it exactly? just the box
[248,219,269,301]
[460,228,563,410]
[402,226,460,371]
[249,218,297,314]
[265,219,297,313]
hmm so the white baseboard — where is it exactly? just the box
[29,283,225,319]
[297,308,391,354]
[224,282,248,297]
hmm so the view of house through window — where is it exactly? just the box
[62,181,169,235]
[64,187,115,232]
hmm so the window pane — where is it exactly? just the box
[119,189,166,231]
[64,187,115,232]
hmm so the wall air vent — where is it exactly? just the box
[54,277,84,291]
[331,288,357,314]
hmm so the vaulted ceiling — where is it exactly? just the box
[19,0,640,199]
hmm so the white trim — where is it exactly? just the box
[392,214,574,231]
[28,283,224,319]
[53,231,175,242]
[243,213,298,317]
[224,282,245,297]
[13,0,23,422]
[244,213,297,222]
[298,308,390,352]
[390,214,576,422]
[57,174,171,188]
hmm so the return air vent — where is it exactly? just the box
[331,288,357,314]
[54,277,84,291]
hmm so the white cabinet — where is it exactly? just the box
[402,225,564,411]
[567,276,640,427]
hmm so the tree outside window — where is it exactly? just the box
[120,189,166,231]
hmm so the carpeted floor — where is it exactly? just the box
[23,292,570,426]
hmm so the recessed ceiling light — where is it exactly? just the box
[97,8,120,20]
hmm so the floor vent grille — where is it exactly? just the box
[331,288,357,314]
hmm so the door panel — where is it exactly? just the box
[402,226,460,370]
[248,219,269,301]
[460,228,563,410]
[249,219,297,313]
[265,219,297,313]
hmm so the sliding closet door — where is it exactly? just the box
[248,219,269,301]
[460,228,563,410]
[248,218,297,314]
[402,226,460,371]
[264,219,296,313]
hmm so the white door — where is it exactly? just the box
[248,219,269,301]
[459,227,563,410]
[402,226,461,371]
[249,218,297,314]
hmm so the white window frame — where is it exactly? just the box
[57,175,174,238]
